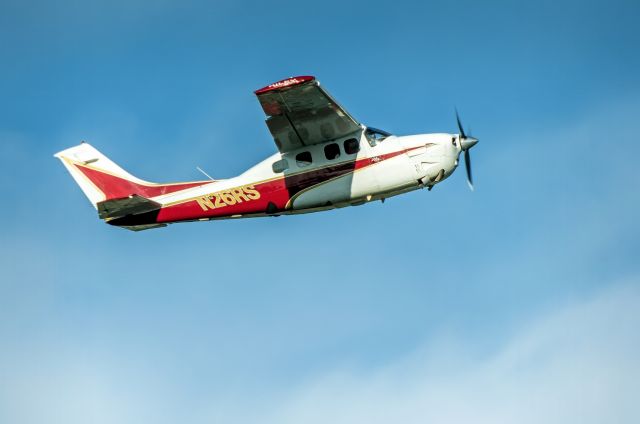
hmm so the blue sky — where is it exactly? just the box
[1,1,639,422]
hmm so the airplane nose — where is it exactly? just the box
[461,136,478,151]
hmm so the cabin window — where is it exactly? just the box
[296,151,312,167]
[272,158,289,173]
[324,143,340,160]
[343,138,360,155]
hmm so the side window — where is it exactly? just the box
[272,158,289,173]
[343,138,360,155]
[296,151,312,167]
[324,143,340,160]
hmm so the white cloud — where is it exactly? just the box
[246,282,640,424]
[4,282,637,424]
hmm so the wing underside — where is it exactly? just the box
[255,76,361,153]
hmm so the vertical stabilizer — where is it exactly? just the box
[54,143,209,209]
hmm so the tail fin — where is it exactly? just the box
[54,143,208,209]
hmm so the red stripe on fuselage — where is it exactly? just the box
[157,177,290,222]
[74,164,209,199]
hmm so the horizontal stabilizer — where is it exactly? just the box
[97,194,161,220]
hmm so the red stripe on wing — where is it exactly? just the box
[254,76,315,95]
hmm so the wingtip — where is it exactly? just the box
[254,76,316,95]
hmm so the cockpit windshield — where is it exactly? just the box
[365,127,392,145]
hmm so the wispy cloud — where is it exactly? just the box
[3,282,636,424]
[251,282,640,424]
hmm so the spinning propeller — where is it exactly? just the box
[456,110,478,190]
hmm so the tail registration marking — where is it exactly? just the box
[196,185,261,211]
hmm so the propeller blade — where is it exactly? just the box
[455,109,467,139]
[464,149,474,191]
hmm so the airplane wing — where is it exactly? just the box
[255,76,361,153]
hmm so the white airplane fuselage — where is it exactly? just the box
[229,130,462,213]
[55,130,464,230]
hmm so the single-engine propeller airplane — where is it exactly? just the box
[55,76,479,231]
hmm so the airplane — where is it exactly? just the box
[55,75,479,231]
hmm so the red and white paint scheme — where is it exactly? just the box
[55,76,479,231]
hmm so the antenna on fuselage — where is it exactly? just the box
[196,166,214,181]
